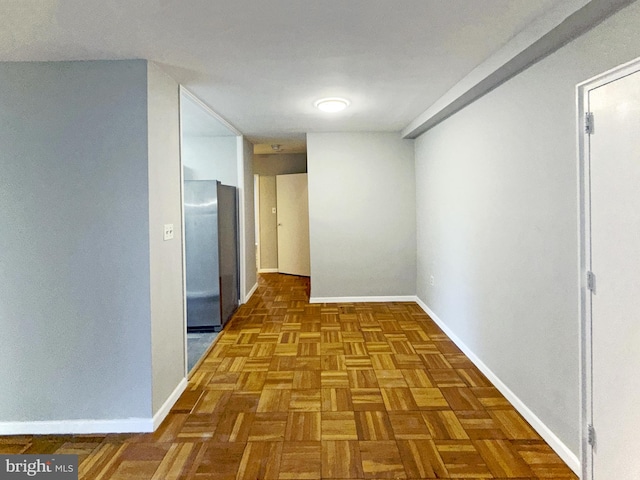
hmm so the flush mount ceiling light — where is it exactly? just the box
[314,97,350,113]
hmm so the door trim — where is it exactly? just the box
[577,55,640,480]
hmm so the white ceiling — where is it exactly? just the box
[1,0,566,147]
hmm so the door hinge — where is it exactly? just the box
[587,271,596,292]
[587,424,596,446]
[585,112,595,135]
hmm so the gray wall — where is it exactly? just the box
[0,60,152,421]
[147,63,185,414]
[182,135,238,186]
[307,132,416,299]
[259,176,278,270]
[253,153,307,176]
[414,0,640,456]
[241,137,257,298]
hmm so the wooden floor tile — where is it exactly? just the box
[293,370,322,389]
[322,370,350,388]
[359,440,407,479]
[354,411,394,440]
[380,387,419,411]
[388,412,431,439]
[422,410,469,439]
[351,388,386,411]
[322,388,354,412]
[225,392,261,412]
[455,411,507,440]
[322,440,364,479]
[401,369,433,388]
[236,441,282,480]
[0,273,577,480]
[171,389,204,413]
[474,439,534,477]
[191,442,244,480]
[257,389,292,412]
[348,369,379,388]
[440,387,485,411]
[409,387,449,410]
[397,439,448,479]
[436,440,493,478]
[289,389,322,411]
[322,412,358,440]
[375,370,408,388]
[264,371,295,389]
[278,442,321,479]
[212,412,254,442]
[514,441,577,478]
[490,409,542,440]
[192,390,231,414]
[248,412,288,441]
[285,412,321,441]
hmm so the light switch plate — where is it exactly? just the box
[272,207,276,214]
[163,224,174,241]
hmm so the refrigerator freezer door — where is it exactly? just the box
[184,181,222,330]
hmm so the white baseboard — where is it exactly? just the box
[309,295,416,304]
[152,377,188,430]
[0,417,153,435]
[0,378,188,435]
[258,268,278,273]
[244,282,258,303]
[414,297,580,475]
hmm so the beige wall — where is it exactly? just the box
[147,62,185,415]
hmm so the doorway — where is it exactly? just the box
[578,57,640,480]
[253,151,309,276]
[179,86,243,374]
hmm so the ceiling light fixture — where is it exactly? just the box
[271,144,282,152]
[314,97,350,113]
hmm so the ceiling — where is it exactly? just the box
[1,0,567,148]
[180,91,238,137]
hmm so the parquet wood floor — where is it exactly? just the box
[0,274,577,479]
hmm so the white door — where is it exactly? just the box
[276,173,311,276]
[587,67,640,479]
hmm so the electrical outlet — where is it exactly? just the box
[163,224,174,241]
[430,275,435,286]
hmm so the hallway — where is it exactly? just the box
[0,274,577,479]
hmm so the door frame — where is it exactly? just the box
[577,55,640,480]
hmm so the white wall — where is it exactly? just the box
[307,132,416,299]
[414,0,640,459]
[182,135,238,186]
[241,137,257,299]
[0,60,152,424]
[147,63,185,415]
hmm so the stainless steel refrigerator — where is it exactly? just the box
[184,180,239,332]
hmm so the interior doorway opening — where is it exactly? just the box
[252,147,310,276]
